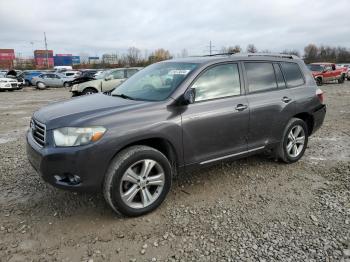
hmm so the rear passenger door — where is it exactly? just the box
[243,61,296,150]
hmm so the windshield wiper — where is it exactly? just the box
[112,93,135,100]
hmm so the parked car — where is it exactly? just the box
[31,73,76,89]
[336,64,350,80]
[307,62,346,85]
[18,71,43,86]
[5,70,25,87]
[27,53,326,216]
[70,67,142,96]
[65,70,97,87]
[0,77,22,91]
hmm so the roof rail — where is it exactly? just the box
[233,53,299,59]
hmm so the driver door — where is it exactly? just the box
[181,63,249,165]
[102,70,125,91]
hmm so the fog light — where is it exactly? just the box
[54,174,81,185]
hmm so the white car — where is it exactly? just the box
[0,77,22,91]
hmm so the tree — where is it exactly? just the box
[246,44,258,53]
[126,47,141,66]
[181,48,188,58]
[303,44,318,63]
[281,49,300,57]
[149,48,172,63]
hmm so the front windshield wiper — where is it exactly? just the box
[112,93,135,100]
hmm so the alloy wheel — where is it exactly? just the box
[120,159,165,209]
[286,125,305,158]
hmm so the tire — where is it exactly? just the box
[82,87,97,95]
[71,91,80,97]
[36,81,46,90]
[347,77,350,81]
[277,118,308,164]
[338,75,345,84]
[63,82,70,88]
[316,77,323,86]
[103,145,172,217]
[25,80,31,86]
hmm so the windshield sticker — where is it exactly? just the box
[168,70,190,75]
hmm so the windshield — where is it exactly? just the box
[111,62,198,101]
[307,64,323,72]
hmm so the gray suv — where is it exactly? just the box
[26,53,326,216]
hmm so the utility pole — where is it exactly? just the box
[205,41,217,55]
[44,32,49,68]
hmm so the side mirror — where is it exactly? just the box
[179,88,196,105]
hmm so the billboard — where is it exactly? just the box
[54,55,73,66]
[0,49,15,61]
[72,56,80,65]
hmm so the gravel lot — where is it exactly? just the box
[0,83,349,262]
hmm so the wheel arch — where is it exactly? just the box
[108,136,180,176]
[82,86,98,93]
[293,112,314,135]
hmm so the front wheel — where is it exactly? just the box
[103,145,172,217]
[82,87,97,95]
[316,78,323,86]
[277,118,308,163]
[63,82,70,88]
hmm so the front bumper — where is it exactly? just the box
[26,130,110,192]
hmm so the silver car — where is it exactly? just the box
[31,73,76,90]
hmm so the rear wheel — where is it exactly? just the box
[338,75,345,84]
[25,80,30,86]
[82,87,97,95]
[103,145,172,217]
[36,81,46,90]
[316,77,323,86]
[63,82,70,88]
[277,118,308,163]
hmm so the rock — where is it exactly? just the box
[310,215,318,222]
[153,241,159,247]
[142,243,148,249]
[140,249,146,255]
[343,249,350,257]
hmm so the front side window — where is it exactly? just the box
[193,64,241,102]
[126,69,138,78]
[110,70,124,79]
[281,62,305,87]
[245,62,277,93]
[112,62,198,101]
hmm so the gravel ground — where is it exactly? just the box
[0,83,349,262]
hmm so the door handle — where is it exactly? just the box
[235,104,248,111]
[282,96,292,103]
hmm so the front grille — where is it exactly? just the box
[11,83,18,87]
[31,119,46,147]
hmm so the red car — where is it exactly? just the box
[307,62,346,86]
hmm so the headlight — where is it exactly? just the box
[53,127,106,147]
[5,83,10,87]
[0,80,7,83]
[71,84,78,91]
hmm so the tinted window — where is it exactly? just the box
[281,62,305,87]
[273,63,286,88]
[193,64,240,102]
[245,62,277,92]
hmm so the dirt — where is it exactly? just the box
[0,83,349,262]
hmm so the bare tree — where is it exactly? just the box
[281,49,300,57]
[246,44,258,53]
[126,47,141,66]
[149,48,172,63]
[181,48,188,58]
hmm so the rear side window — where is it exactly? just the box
[281,62,305,87]
[245,62,277,93]
[193,63,241,102]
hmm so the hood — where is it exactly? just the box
[0,77,18,82]
[33,93,148,130]
[79,78,102,87]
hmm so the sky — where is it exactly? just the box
[1,0,349,58]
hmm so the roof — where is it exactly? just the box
[311,62,335,65]
[169,53,301,65]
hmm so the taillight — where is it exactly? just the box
[316,88,324,104]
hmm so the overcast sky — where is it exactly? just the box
[1,0,349,57]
